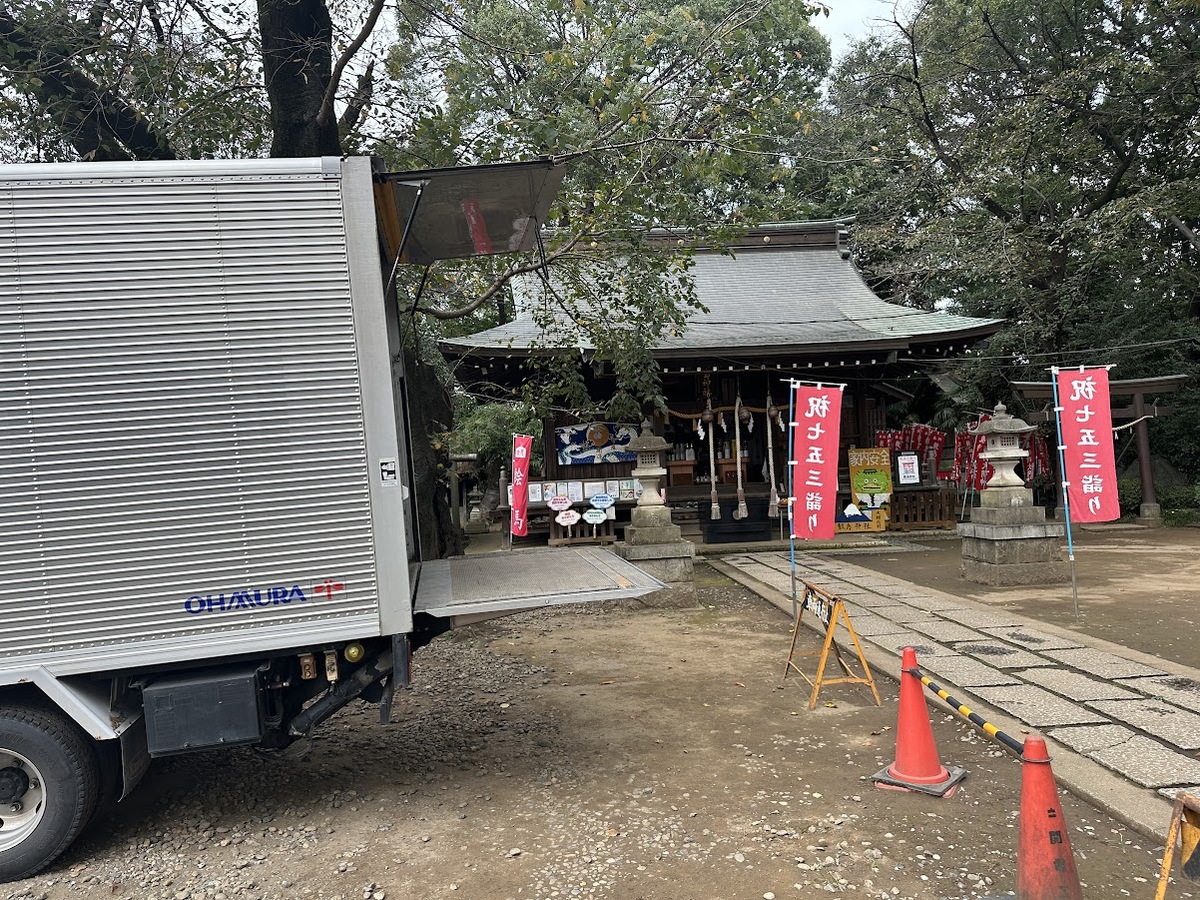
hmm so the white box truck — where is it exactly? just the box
[0,156,661,879]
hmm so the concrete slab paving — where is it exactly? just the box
[1087,699,1200,750]
[875,592,965,612]
[919,655,1021,688]
[977,625,1083,651]
[1017,668,1143,702]
[1127,674,1200,714]
[824,588,875,599]
[741,556,793,577]
[861,630,954,659]
[798,580,851,596]
[971,684,1108,728]
[836,576,926,596]
[712,545,1198,841]
[818,584,870,600]
[1048,723,1137,753]
[909,620,989,643]
[838,609,910,637]
[1087,735,1200,788]
[723,561,793,592]
[1159,786,1200,800]
[952,641,1058,669]
[1044,647,1169,679]
[850,603,931,623]
[806,566,864,580]
[937,608,1028,629]
[883,588,954,600]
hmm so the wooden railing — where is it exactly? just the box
[888,487,958,530]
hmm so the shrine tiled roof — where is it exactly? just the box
[439,227,1002,360]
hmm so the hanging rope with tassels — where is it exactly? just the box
[733,396,748,520]
[703,398,720,520]
[765,394,780,518]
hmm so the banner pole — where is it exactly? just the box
[787,382,798,619]
[1050,368,1081,623]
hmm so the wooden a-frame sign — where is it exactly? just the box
[1157,790,1200,899]
[783,580,882,710]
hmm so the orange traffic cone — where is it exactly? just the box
[1016,735,1083,900]
[872,646,966,797]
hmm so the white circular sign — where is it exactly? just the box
[582,508,608,525]
[589,492,616,509]
[547,495,572,512]
[555,509,582,526]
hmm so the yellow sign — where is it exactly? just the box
[839,448,891,533]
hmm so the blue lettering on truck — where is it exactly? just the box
[183,585,307,614]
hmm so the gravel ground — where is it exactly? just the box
[3,563,1186,900]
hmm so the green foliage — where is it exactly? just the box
[1163,508,1200,527]
[377,0,834,414]
[1157,484,1199,511]
[0,1,270,162]
[451,402,545,478]
[1118,478,1200,513]
[1117,478,1143,515]
[821,0,1200,462]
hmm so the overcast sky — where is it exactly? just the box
[812,0,897,62]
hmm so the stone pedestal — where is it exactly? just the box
[615,505,696,608]
[1136,502,1163,528]
[959,486,1067,585]
[464,487,488,534]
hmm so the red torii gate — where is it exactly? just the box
[1011,374,1188,526]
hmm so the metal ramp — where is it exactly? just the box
[415,547,664,625]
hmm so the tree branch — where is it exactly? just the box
[413,235,583,319]
[317,0,386,129]
[338,60,374,134]
[1170,215,1200,253]
[981,9,1027,75]
[0,3,175,160]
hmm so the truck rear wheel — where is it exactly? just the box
[0,705,99,882]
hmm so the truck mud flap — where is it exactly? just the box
[414,547,665,625]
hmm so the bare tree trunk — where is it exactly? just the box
[257,0,342,157]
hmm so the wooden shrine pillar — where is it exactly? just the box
[1132,391,1159,522]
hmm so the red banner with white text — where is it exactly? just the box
[510,434,534,536]
[1055,367,1119,523]
[790,384,844,540]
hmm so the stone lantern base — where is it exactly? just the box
[958,486,1068,585]
[614,506,696,608]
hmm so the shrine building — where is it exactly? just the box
[440,222,1004,544]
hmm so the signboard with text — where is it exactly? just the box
[1055,367,1119,523]
[509,434,534,536]
[790,383,844,540]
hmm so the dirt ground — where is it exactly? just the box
[7,563,1183,900]
[827,527,1200,669]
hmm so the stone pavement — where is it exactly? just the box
[711,548,1200,842]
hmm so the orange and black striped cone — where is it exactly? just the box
[872,646,966,797]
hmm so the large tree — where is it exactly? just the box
[0,0,834,547]
[376,0,832,425]
[822,0,1200,453]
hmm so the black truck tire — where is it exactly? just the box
[0,705,99,882]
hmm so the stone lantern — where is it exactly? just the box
[970,402,1036,488]
[613,418,695,607]
[958,401,1066,585]
[627,419,669,507]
